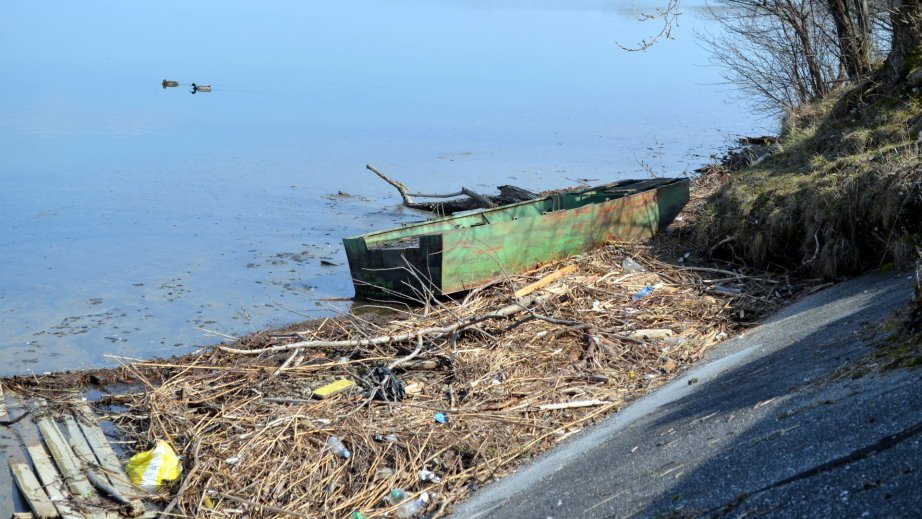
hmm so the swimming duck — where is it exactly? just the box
[190,83,212,93]
[162,79,179,88]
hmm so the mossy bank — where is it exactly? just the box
[696,79,922,279]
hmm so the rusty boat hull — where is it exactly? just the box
[342,178,690,300]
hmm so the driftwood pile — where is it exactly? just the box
[0,164,824,518]
[15,239,814,519]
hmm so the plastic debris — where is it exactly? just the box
[434,412,448,424]
[326,436,351,459]
[375,467,396,480]
[632,286,654,301]
[125,440,183,491]
[374,433,399,443]
[622,257,645,273]
[397,491,430,518]
[385,488,407,506]
[313,378,356,399]
[368,366,405,401]
[351,513,368,519]
[418,469,442,483]
[627,328,674,340]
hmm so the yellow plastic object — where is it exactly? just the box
[314,379,356,399]
[125,440,183,491]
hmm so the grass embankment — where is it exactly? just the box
[696,82,922,279]
[695,73,922,371]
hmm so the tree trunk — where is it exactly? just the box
[880,0,922,85]
[853,0,873,63]
[787,8,828,97]
[827,0,872,78]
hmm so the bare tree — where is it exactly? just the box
[827,0,875,77]
[699,1,841,113]
[631,0,919,111]
[618,0,683,51]
[880,0,922,85]
[694,0,895,113]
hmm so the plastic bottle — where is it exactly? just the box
[632,286,654,301]
[385,488,407,506]
[418,469,442,483]
[622,257,645,273]
[326,436,351,459]
[396,491,429,518]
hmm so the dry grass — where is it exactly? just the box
[16,248,811,517]
[2,173,825,518]
[696,83,922,278]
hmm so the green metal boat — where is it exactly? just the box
[342,178,689,300]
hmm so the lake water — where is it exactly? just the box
[0,1,763,377]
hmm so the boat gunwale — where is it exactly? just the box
[345,177,688,247]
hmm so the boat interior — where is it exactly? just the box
[358,178,684,250]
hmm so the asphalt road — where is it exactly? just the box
[451,271,922,518]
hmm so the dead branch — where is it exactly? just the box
[387,334,425,370]
[366,163,415,204]
[219,293,553,355]
[365,163,540,214]
[538,399,612,411]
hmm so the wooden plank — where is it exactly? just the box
[9,461,58,518]
[33,414,112,519]
[13,512,37,519]
[62,415,102,471]
[8,395,84,519]
[70,401,149,509]
[35,415,95,500]
[0,382,7,417]
[63,415,144,516]
[513,264,577,298]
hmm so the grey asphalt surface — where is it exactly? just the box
[451,271,922,519]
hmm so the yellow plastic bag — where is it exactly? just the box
[125,440,183,491]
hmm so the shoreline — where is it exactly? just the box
[1,161,834,517]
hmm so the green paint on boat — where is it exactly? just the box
[343,178,689,300]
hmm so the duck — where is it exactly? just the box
[190,83,212,93]
[162,79,179,88]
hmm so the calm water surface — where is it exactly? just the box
[0,1,763,377]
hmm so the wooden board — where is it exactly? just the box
[63,415,103,472]
[9,461,58,518]
[35,415,96,500]
[70,401,148,510]
[65,413,145,517]
[0,382,7,418]
[8,394,86,519]
[4,393,152,519]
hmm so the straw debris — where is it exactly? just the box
[4,174,821,518]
